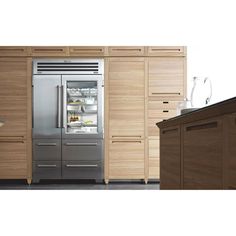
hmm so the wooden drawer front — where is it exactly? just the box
[183,118,223,189]
[0,47,29,57]
[30,47,68,56]
[160,126,181,189]
[109,98,144,139]
[0,140,26,161]
[108,58,145,97]
[149,158,160,179]
[0,97,27,137]
[149,109,177,119]
[148,46,185,56]
[0,161,27,178]
[149,57,184,97]
[148,100,180,110]
[108,47,145,56]
[69,46,105,56]
[109,140,145,179]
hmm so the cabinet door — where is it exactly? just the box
[160,126,181,189]
[0,47,29,57]
[69,46,105,56]
[148,139,160,179]
[108,58,145,97]
[30,47,68,57]
[109,140,144,179]
[183,118,223,189]
[0,58,28,138]
[108,47,145,56]
[149,57,184,97]
[109,97,144,139]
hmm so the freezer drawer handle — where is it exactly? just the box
[65,164,98,168]
[37,143,57,146]
[37,164,57,168]
[65,143,98,146]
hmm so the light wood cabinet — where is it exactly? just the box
[30,46,69,57]
[0,58,31,182]
[0,47,29,57]
[148,57,185,97]
[69,46,106,56]
[147,46,186,57]
[108,47,145,56]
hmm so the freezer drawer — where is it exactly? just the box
[62,139,103,161]
[33,161,61,181]
[33,139,61,161]
[62,161,103,179]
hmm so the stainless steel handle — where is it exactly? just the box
[61,85,64,128]
[57,85,61,128]
[37,164,57,168]
[65,164,98,168]
[37,143,57,146]
[65,143,98,146]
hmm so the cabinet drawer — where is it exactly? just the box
[148,100,180,110]
[0,161,27,178]
[149,158,160,179]
[62,161,102,179]
[147,46,186,56]
[109,140,144,179]
[149,57,184,97]
[62,139,103,161]
[149,109,177,119]
[30,47,68,56]
[33,139,61,161]
[109,97,144,138]
[0,139,26,161]
[33,161,61,180]
[108,58,145,97]
[0,47,29,57]
[69,46,105,56]
[108,47,145,56]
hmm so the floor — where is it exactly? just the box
[0,180,159,190]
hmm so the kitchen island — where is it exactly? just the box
[157,96,236,189]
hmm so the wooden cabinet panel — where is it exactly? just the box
[69,46,105,56]
[0,58,28,137]
[147,46,185,56]
[109,140,144,179]
[0,161,27,178]
[148,139,160,179]
[183,118,223,189]
[30,47,68,56]
[0,47,29,57]
[108,47,145,56]
[225,113,236,188]
[109,97,144,139]
[148,57,184,97]
[160,126,181,189]
[108,58,145,97]
[0,140,26,161]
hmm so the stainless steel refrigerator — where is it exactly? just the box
[32,59,104,182]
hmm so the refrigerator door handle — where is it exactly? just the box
[57,85,61,128]
[61,85,65,128]
[64,143,98,146]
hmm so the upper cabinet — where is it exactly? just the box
[148,57,185,98]
[30,47,69,57]
[0,47,29,57]
[147,46,186,57]
[69,46,106,57]
[108,47,145,57]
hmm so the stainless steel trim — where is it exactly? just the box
[37,143,57,146]
[37,164,57,168]
[57,85,61,128]
[64,143,98,146]
[65,164,98,168]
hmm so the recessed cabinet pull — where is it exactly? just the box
[37,143,57,146]
[0,140,24,143]
[34,48,64,52]
[65,143,98,146]
[37,164,57,168]
[152,92,181,95]
[113,48,142,52]
[65,164,98,168]
[111,141,142,144]
[163,110,169,113]
[111,135,142,138]
[186,121,218,131]
[151,48,181,52]
[163,101,169,104]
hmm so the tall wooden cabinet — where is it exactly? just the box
[0,56,32,183]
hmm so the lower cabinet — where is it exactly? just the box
[148,139,160,179]
[108,140,145,180]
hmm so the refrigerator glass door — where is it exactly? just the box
[62,75,103,139]
[33,75,62,138]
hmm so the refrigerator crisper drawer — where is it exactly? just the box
[62,161,103,179]
[33,139,61,161]
[62,139,103,161]
[33,161,61,180]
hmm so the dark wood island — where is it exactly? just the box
[157,97,236,189]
